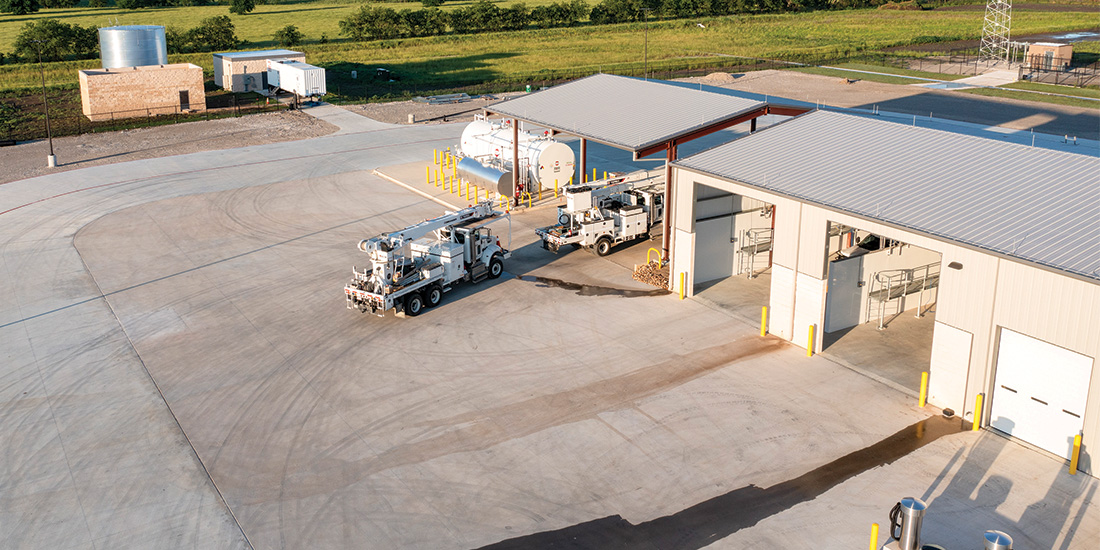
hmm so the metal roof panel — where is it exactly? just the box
[675,110,1100,281]
[487,74,767,152]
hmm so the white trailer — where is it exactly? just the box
[535,171,664,256]
[266,59,326,99]
[344,201,511,317]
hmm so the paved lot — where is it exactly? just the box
[1,105,1097,549]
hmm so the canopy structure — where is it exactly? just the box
[485,73,810,255]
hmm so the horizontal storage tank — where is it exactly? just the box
[99,25,168,69]
[459,119,575,189]
[267,59,326,98]
[457,157,515,197]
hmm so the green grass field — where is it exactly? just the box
[2,7,1096,95]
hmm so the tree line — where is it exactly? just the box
[1,15,243,64]
[338,0,893,40]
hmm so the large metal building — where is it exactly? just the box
[667,110,1100,469]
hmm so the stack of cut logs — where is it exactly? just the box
[633,261,669,289]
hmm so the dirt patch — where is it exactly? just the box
[341,92,526,126]
[0,110,338,185]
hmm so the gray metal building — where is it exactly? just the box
[668,110,1100,469]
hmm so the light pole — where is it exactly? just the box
[642,8,653,80]
[34,41,56,168]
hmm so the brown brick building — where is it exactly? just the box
[78,63,206,121]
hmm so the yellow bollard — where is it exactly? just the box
[472,184,478,201]
[603,170,607,179]
[919,372,929,408]
[1070,434,1082,475]
[679,272,685,300]
[446,147,451,167]
[806,325,815,357]
[426,166,431,186]
[972,393,983,431]
[466,181,472,201]
[592,168,596,181]
[538,186,542,201]
[760,306,768,337]
[869,523,879,550]
[554,179,559,198]
[526,192,532,208]
[485,187,490,202]
[646,247,662,268]
[434,149,438,165]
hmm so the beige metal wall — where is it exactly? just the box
[670,166,1100,471]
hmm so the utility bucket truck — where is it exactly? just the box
[345,201,511,317]
[535,171,664,256]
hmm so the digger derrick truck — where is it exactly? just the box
[345,201,511,317]
[535,171,664,256]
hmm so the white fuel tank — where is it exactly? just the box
[459,119,575,189]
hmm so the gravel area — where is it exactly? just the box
[0,110,338,185]
[341,92,527,125]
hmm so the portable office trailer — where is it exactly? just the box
[266,60,326,99]
[212,49,305,94]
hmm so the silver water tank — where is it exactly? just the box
[99,25,168,69]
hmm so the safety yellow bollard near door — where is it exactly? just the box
[679,273,685,300]
[919,372,929,408]
[972,393,983,431]
[806,325,815,357]
[760,306,768,337]
[1070,434,1082,475]
[868,524,879,550]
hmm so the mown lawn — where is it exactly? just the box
[2,7,1096,95]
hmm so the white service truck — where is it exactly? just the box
[535,172,664,256]
[345,201,510,317]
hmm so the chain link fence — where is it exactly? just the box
[1,94,289,145]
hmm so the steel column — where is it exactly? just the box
[661,142,677,259]
[512,120,520,197]
[579,138,587,183]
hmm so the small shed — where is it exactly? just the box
[213,49,305,95]
[78,63,205,121]
[1027,42,1073,71]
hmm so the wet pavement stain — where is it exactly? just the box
[518,275,670,298]
[476,415,968,550]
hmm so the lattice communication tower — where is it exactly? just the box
[979,0,1012,64]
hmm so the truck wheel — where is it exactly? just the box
[558,213,570,226]
[405,293,424,316]
[594,238,612,257]
[488,255,504,279]
[425,285,443,308]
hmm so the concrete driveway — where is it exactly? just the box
[1,110,1096,549]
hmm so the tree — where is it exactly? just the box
[0,0,41,15]
[273,25,303,47]
[421,0,443,6]
[229,0,254,15]
[186,15,240,51]
[88,0,108,6]
[13,19,98,62]
[41,0,79,7]
[340,6,404,41]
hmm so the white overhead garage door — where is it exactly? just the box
[990,328,1093,460]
